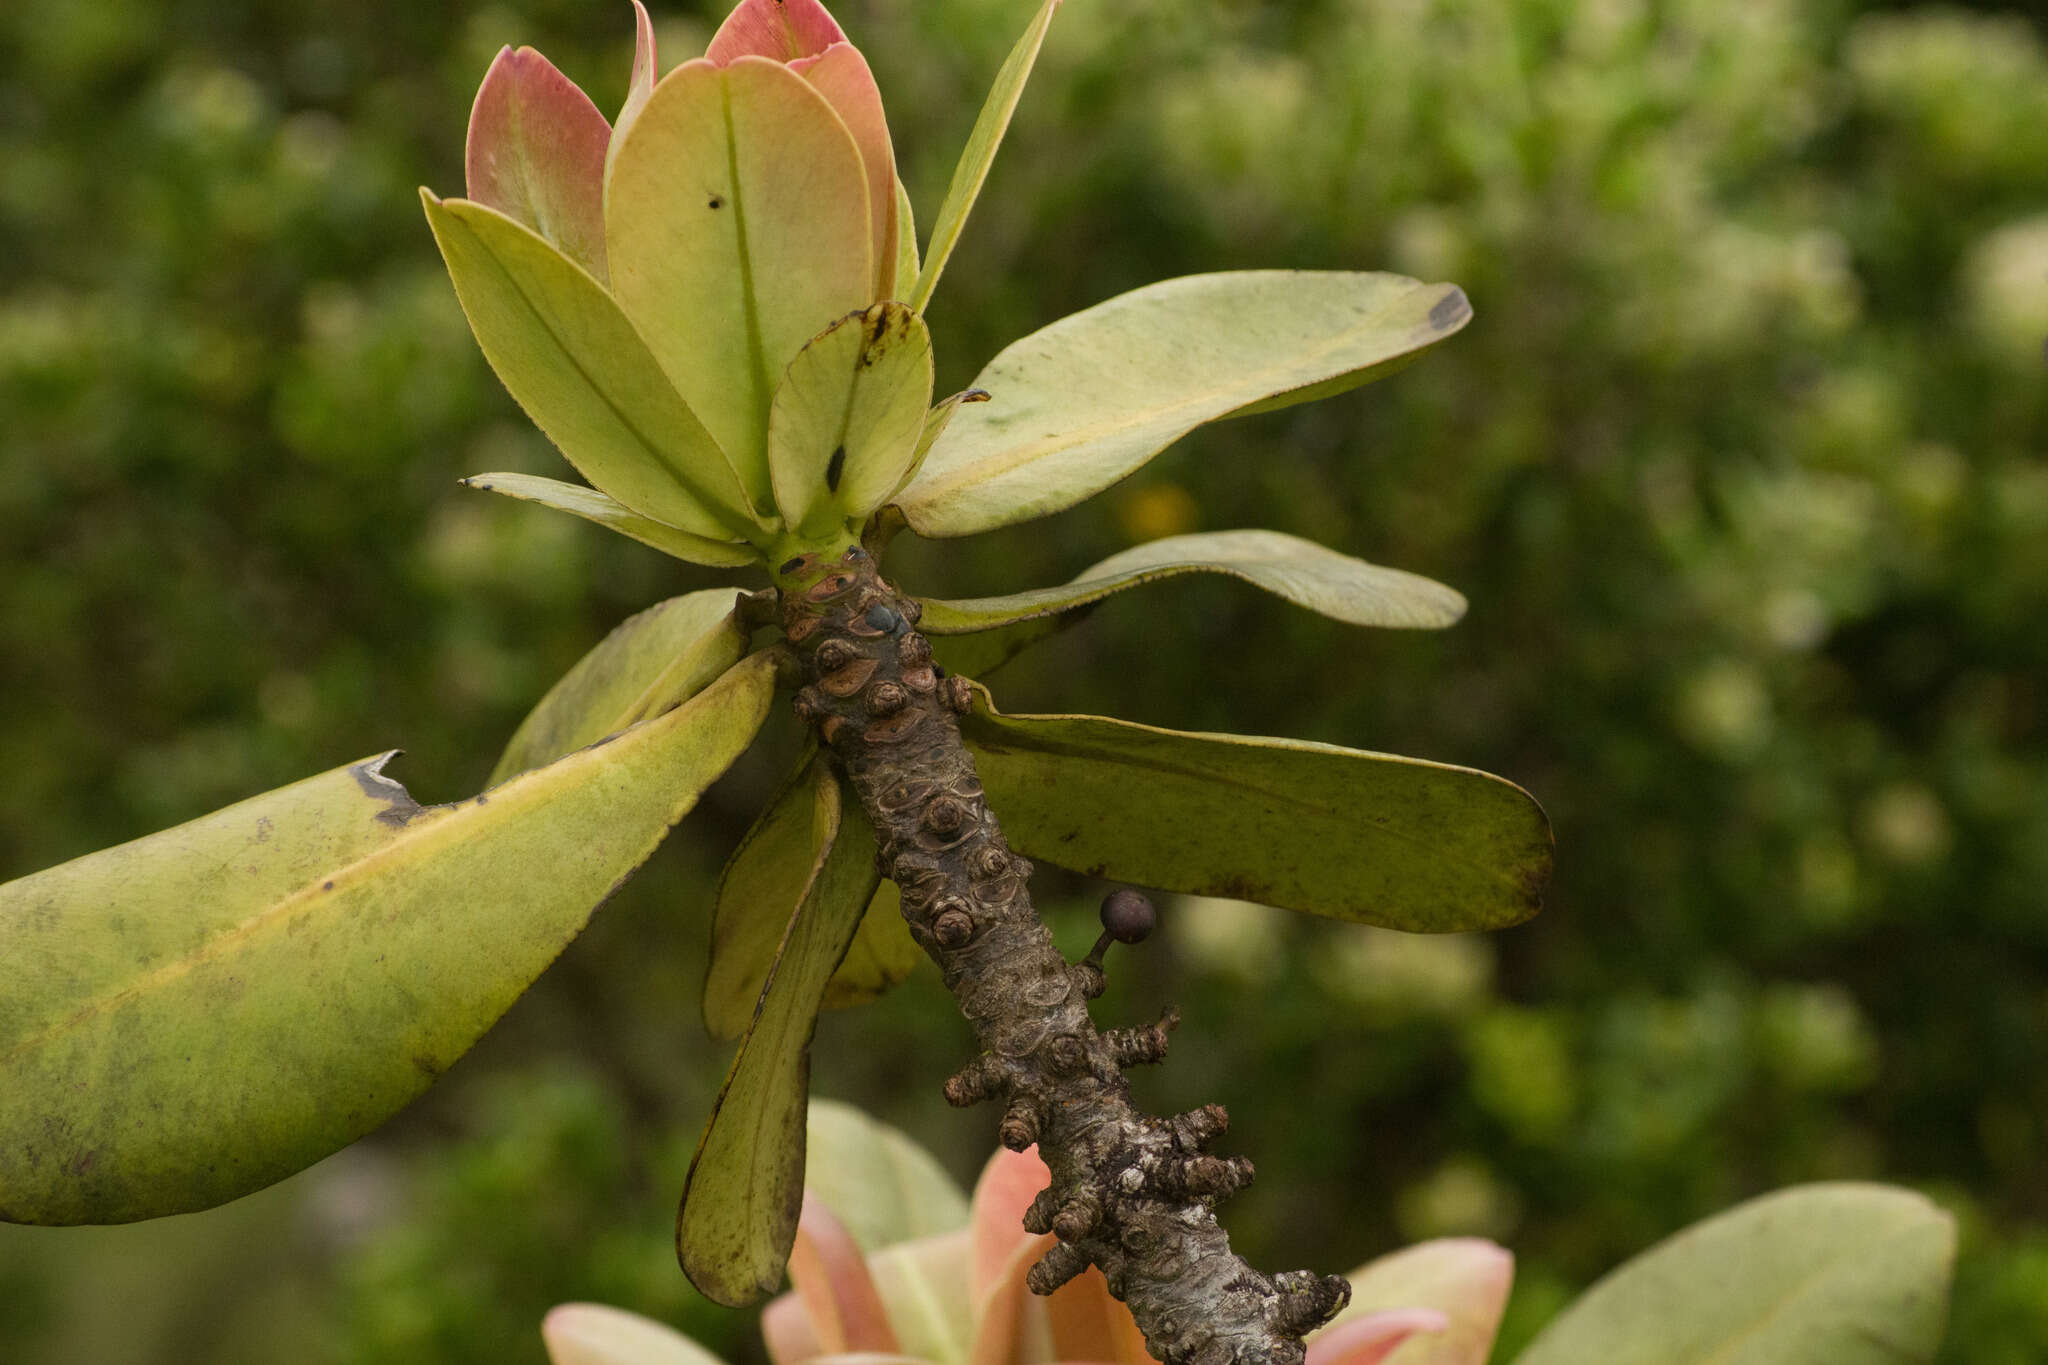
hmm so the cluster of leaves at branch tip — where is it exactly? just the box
[0,0,1548,1310]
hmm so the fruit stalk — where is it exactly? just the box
[778,545,1350,1365]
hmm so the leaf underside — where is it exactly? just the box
[463,472,758,569]
[1511,1183,1955,1365]
[0,653,777,1225]
[958,685,1551,932]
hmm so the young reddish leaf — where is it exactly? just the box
[1323,1239,1512,1365]
[466,47,611,281]
[705,0,847,63]
[799,44,901,300]
[607,57,873,505]
[787,1192,901,1356]
[1305,1311,1451,1365]
[606,0,660,179]
[543,1303,730,1365]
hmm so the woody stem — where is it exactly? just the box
[778,545,1349,1365]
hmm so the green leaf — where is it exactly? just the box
[705,753,919,1040]
[678,774,882,1306]
[804,1098,969,1254]
[607,58,874,506]
[906,0,1061,314]
[927,614,1069,680]
[957,686,1550,931]
[490,588,749,786]
[917,529,1465,637]
[894,271,1471,538]
[892,178,921,302]
[1512,1184,1955,1365]
[768,304,935,539]
[0,653,777,1226]
[421,193,757,540]
[462,472,759,568]
[821,877,922,1012]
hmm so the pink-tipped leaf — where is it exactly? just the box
[787,1192,901,1357]
[706,0,847,63]
[466,46,611,282]
[1304,1310,1451,1365]
[1326,1239,1512,1365]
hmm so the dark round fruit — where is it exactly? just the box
[1100,889,1157,943]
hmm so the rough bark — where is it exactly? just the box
[777,545,1350,1365]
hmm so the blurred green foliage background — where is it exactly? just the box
[3,0,2045,1360]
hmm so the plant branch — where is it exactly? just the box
[779,545,1349,1365]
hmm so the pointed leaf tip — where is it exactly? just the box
[609,0,660,176]
[466,45,612,281]
[707,0,847,65]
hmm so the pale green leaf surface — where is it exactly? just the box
[894,272,1471,538]
[678,777,882,1306]
[917,530,1465,636]
[805,1099,970,1253]
[892,178,920,302]
[927,614,1068,679]
[1327,1239,1513,1365]
[608,57,874,506]
[0,653,777,1225]
[490,588,748,786]
[768,304,934,537]
[462,472,759,568]
[1512,1184,1954,1365]
[870,1234,975,1365]
[906,0,1061,314]
[543,1302,730,1365]
[422,194,755,539]
[957,687,1550,931]
[893,389,991,502]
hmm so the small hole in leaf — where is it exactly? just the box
[708,196,724,209]
[825,446,846,492]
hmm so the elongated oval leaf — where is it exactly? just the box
[894,272,1471,538]
[908,0,1062,314]
[1512,1184,1955,1365]
[957,686,1550,931]
[1323,1239,1514,1365]
[608,57,874,504]
[678,778,882,1306]
[804,1099,969,1254]
[465,46,611,281]
[462,472,759,569]
[892,178,920,302]
[705,753,918,1040]
[422,194,758,540]
[491,588,748,785]
[769,304,935,538]
[0,653,777,1225]
[544,1303,730,1365]
[917,529,1464,637]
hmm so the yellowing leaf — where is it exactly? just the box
[895,272,1471,538]
[607,57,874,508]
[678,775,883,1306]
[0,653,777,1226]
[916,529,1465,636]
[909,0,1062,313]
[462,472,759,569]
[769,304,935,538]
[422,194,757,540]
[1511,1184,1955,1365]
[958,686,1550,932]
[490,588,749,785]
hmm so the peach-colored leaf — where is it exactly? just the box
[797,44,899,299]
[789,1191,901,1357]
[607,56,873,508]
[542,1303,733,1365]
[608,0,659,179]
[869,1231,975,1365]
[1305,1310,1449,1365]
[1325,1239,1512,1365]
[970,1148,1053,1301]
[971,1230,1059,1365]
[466,47,611,282]
[1046,1267,1158,1365]
[763,1293,824,1365]
[707,0,846,64]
